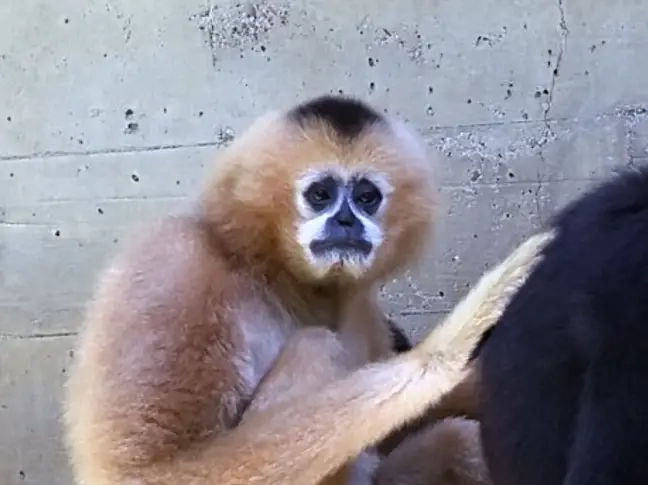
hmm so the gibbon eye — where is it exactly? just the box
[356,190,379,205]
[305,176,338,210]
[353,179,382,214]
[311,186,331,202]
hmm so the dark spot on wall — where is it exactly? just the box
[125,108,134,119]
[9,172,14,178]
[426,106,434,116]
[198,111,204,117]
[6,116,11,122]
[64,18,69,24]
[163,107,168,114]
[97,207,104,215]
[505,212,511,218]
[508,171,515,179]
[522,111,529,120]
[438,290,445,297]
[466,98,472,104]
[584,70,589,76]
[368,57,375,67]
[548,49,552,56]
[553,68,559,76]
[542,88,549,95]
[470,169,481,182]
[428,86,434,94]
[131,173,140,182]
[54,229,61,237]
[18,470,26,479]
[473,233,479,239]
[125,122,139,134]
[176,180,181,185]
[260,45,266,52]
[369,81,375,92]
[534,90,542,98]
[523,23,528,29]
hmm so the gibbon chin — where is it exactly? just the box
[477,166,648,485]
[63,94,552,485]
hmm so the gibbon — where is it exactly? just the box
[476,166,648,485]
[63,94,552,485]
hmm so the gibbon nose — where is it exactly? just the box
[334,200,355,227]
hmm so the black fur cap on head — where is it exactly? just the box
[288,95,386,140]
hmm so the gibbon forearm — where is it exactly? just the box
[143,231,554,485]
[146,352,461,485]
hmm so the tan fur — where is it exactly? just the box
[63,95,554,485]
[376,418,490,485]
[377,364,481,457]
[241,326,380,485]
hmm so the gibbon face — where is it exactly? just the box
[294,165,394,280]
[202,95,436,285]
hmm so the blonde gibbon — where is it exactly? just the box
[63,94,553,485]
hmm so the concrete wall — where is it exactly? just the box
[1,0,647,482]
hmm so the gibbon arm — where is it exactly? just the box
[246,327,488,485]
[141,231,553,485]
[67,224,551,485]
[374,417,490,485]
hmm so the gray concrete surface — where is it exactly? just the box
[1,0,648,483]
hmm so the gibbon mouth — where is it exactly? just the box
[310,239,373,256]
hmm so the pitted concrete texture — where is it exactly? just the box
[1,0,648,483]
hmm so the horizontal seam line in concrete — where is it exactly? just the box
[392,309,450,316]
[0,140,224,162]
[0,331,78,340]
[0,117,580,162]
[2,194,189,205]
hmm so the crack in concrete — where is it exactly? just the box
[0,331,78,340]
[544,0,570,123]
[535,151,548,225]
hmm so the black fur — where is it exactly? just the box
[479,166,648,485]
[386,318,412,353]
[468,326,491,362]
[288,95,384,140]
